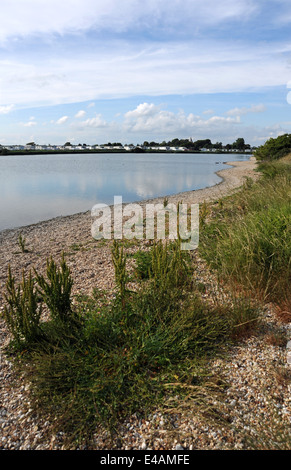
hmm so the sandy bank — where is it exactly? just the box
[0,156,259,301]
[1,156,290,451]
[0,156,259,242]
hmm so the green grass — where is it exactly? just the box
[24,292,226,441]
[199,156,291,312]
[1,239,260,447]
[4,157,291,448]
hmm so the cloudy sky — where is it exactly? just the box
[0,0,291,146]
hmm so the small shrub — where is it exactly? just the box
[254,134,291,161]
[2,266,42,346]
[111,241,129,306]
[34,253,74,324]
[226,297,261,340]
[134,250,153,279]
[150,239,191,292]
[18,233,28,253]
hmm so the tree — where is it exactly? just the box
[192,139,212,150]
[254,134,291,161]
[213,142,222,150]
[233,138,245,150]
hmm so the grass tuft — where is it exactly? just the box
[200,159,291,310]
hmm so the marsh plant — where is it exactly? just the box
[1,253,75,348]
[111,240,129,307]
[0,238,264,446]
[34,253,74,324]
[3,266,42,345]
[18,233,28,253]
[200,159,291,311]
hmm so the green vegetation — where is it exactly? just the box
[18,233,28,253]
[1,138,290,448]
[3,267,42,345]
[200,152,291,314]
[133,249,153,279]
[254,133,291,161]
[143,136,251,152]
[34,254,75,325]
[1,136,253,155]
[1,239,259,447]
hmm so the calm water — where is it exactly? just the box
[0,152,250,231]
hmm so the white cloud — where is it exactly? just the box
[20,116,37,127]
[4,99,289,146]
[124,102,240,137]
[75,110,86,118]
[0,104,14,114]
[23,120,37,127]
[124,103,161,119]
[0,0,289,119]
[0,0,258,42]
[251,124,287,144]
[56,116,69,124]
[79,115,108,128]
[226,104,267,116]
[0,38,289,109]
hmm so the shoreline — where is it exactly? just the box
[0,156,258,240]
[0,155,260,306]
[1,154,290,451]
[0,155,260,323]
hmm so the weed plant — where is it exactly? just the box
[1,238,258,446]
[34,253,74,324]
[200,157,291,310]
[3,267,42,346]
[18,233,28,253]
[2,151,290,448]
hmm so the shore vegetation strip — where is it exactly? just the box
[1,138,290,448]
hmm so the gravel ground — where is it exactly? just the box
[0,157,290,450]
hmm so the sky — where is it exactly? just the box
[0,0,291,146]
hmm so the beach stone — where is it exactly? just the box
[0,157,290,450]
[141,440,147,450]
[175,444,184,450]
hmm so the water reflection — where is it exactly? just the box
[0,153,250,231]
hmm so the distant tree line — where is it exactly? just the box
[0,137,254,155]
[141,137,251,151]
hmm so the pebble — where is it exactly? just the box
[175,444,184,450]
[0,166,290,450]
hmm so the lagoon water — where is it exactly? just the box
[0,152,250,231]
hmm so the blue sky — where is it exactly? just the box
[0,0,291,146]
